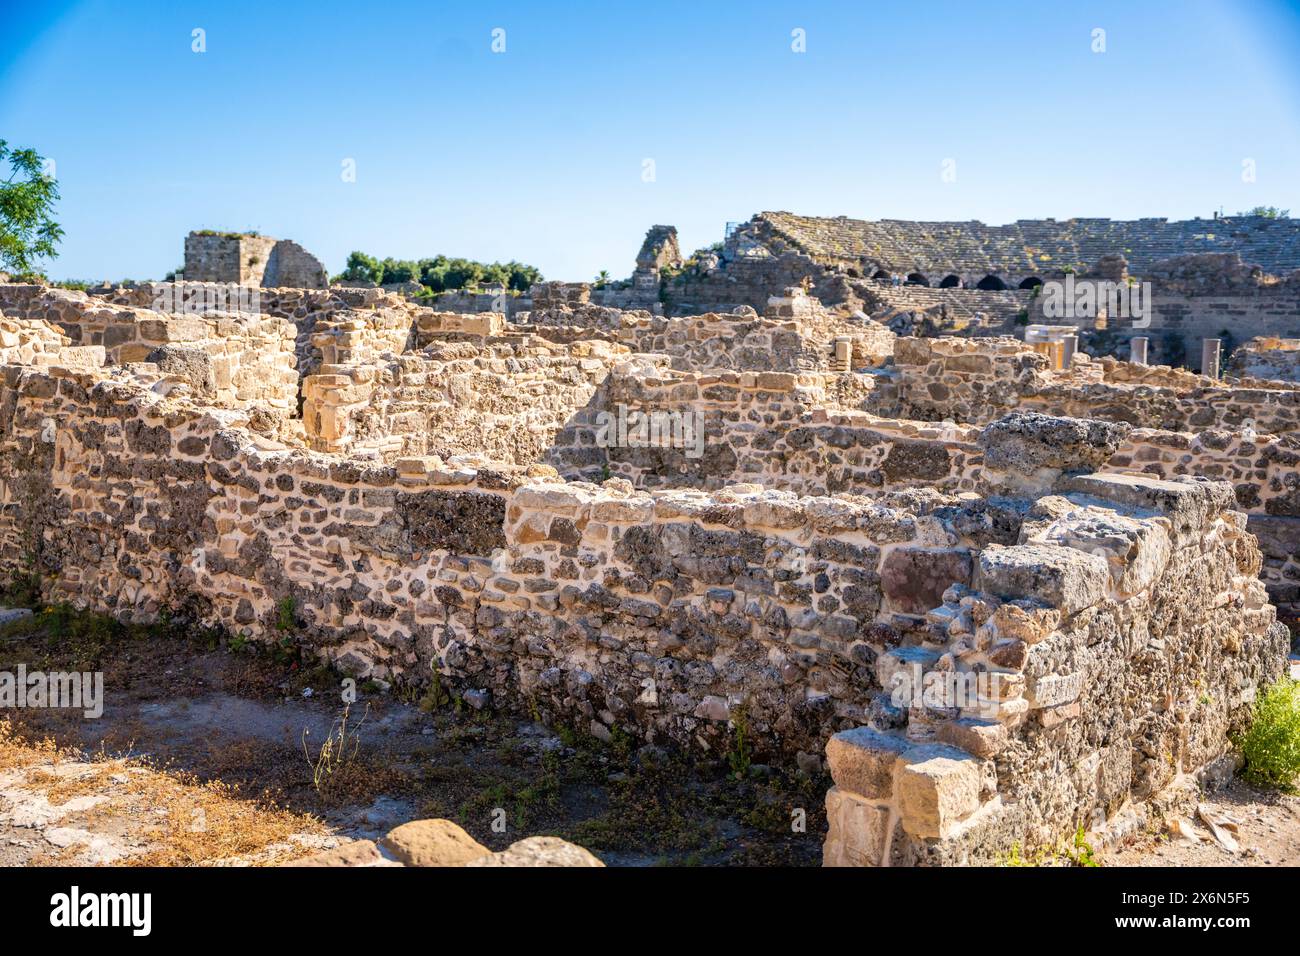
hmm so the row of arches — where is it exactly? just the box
[870,270,1044,291]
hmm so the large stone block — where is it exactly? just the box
[975,544,1108,615]
[825,726,909,799]
[823,787,892,867]
[895,744,984,839]
[978,412,1130,475]
[1059,472,1232,545]
[882,547,973,616]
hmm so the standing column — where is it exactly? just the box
[1201,338,1221,379]
[1130,337,1149,365]
[1061,335,1078,368]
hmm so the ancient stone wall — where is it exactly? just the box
[0,361,1201,761]
[823,471,1288,865]
[301,339,623,459]
[548,362,875,485]
[1229,337,1300,383]
[0,365,1283,860]
[2,285,299,419]
[890,335,1300,435]
[183,232,328,289]
[1108,426,1300,626]
[183,232,276,286]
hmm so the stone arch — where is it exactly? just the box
[976,274,1008,291]
[905,272,930,286]
[872,269,891,281]
[1018,276,1044,289]
[938,274,961,288]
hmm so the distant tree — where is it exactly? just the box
[594,269,611,289]
[336,251,382,284]
[0,141,63,277]
[378,257,418,285]
[1237,206,1290,219]
[343,250,541,293]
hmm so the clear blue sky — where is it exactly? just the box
[2,0,1298,282]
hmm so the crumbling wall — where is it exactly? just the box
[891,335,1300,435]
[823,471,1288,865]
[7,286,299,418]
[301,340,623,459]
[1106,426,1300,626]
[1229,337,1300,384]
[183,232,328,289]
[0,366,1284,855]
[548,362,876,485]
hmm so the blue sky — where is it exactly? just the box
[2,0,1299,282]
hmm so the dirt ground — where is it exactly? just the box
[0,607,826,866]
[1106,780,1300,866]
[1,606,1296,867]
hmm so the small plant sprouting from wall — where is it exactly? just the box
[275,595,297,632]
[1236,677,1300,791]
[419,667,451,712]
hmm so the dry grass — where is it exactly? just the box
[119,771,327,866]
[0,717,330,866]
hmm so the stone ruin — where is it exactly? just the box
[183,230,329,289]
[0,214,1297,867]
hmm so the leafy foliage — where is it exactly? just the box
[0,141,63,276]
[335,251,542,293]
[1237,677,1300,790]
[1236,206,1290,219]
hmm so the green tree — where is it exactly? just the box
[335,251,382,284]
[594,269,611,289]
[0,141,63,277]
[1236,206,1290,219]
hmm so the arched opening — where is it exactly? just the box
[1018,276,1044,290]
[976,274,1008,291]
[938,274,961,288]
[872,269,891,281]
[905,272,930,287]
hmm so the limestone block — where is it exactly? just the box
[826,726,910,798]
[823,787,892,867]
[936,718,1008,757]
[975,544,1108,615]
[896,744,984,839]
[1025,671,1084,709]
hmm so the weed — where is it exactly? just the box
[302,702,369,794]
[275,596,297,632]
[727,706,752,780]
[1236,677,1300,790]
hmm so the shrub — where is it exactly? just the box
[1237,677,1300,790]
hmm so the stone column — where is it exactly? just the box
[1201,338,1221,379]
[1061,335,1078,368]
[1130,336,1149,365]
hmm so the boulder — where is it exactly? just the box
[464,836,604,867]
[379,819,491,867]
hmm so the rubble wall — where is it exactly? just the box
[892,336,1300,434]
[301,341,623,459]
[0,365,1285,860]
[823,472,1289,865]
